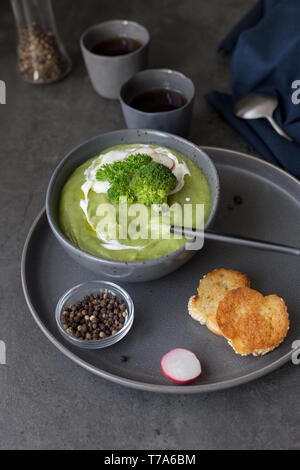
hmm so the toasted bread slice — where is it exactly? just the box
[188,268,250,336]
[216,287,289,356]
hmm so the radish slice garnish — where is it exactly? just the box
[161,348,202,384]
[152,153,175,170]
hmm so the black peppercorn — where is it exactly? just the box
[61,291,127,341]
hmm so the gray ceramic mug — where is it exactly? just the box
[80,20,150,99]
[120,69,195,137]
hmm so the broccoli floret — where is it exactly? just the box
[129,161,178,205]
[95,153,178,205]
[122,153,153,171]
[96,153,152,203]
[96,153,152,183]
[107,183,135,203]
[96,160,125,183]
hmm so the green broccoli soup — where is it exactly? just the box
[59,144,211,261]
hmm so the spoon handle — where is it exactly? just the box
[170,226,300,256]
[266,115,293,142]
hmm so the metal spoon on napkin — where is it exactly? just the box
[234,93,293,141]
[170,226,300,256]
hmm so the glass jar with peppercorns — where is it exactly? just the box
[11,0,72,84]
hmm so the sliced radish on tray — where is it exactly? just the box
[161,348,202,384]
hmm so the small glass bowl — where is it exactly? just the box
[55,280,134,349]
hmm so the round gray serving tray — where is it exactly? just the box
[21,147,300,393]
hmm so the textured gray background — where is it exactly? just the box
[0,0,299,450]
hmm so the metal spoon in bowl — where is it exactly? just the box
[170,226,300,256]
[234,93,293,142]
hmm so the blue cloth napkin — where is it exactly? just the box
[205,0,300,178]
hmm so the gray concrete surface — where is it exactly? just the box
[0,0,299,450]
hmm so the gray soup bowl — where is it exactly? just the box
[46,129,219,282]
